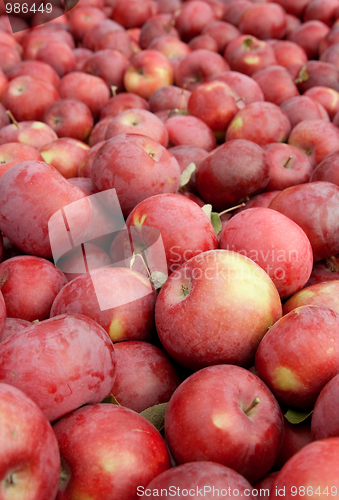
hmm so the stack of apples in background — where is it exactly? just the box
[2,0,339,497]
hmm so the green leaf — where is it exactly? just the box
[101,394,121,405]
[211,212,222,235]
[140,402,168,431]
[150,271,168,290]
[179,162,196,189]
[284,408,313,424]
[202,204,212,219]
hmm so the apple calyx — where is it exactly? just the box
[181,283,190,297]
[294,65,309,85]
[6,110,19,129]
[283,155,293,169]
[243,397,260,416]
[4,472,15,487]
[243,37,254,50]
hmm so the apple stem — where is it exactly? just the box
[283,155,293,168]
[325,255,339,273]
[32,319,39,324]
[243,36,253,49]
[111,86,118,97]
[6,110,19,129]
[244,397,260,415]
[218,203,246,216]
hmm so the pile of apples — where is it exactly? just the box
[2,0,339,497]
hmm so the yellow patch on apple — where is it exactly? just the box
[273,366,303,391]
[109,317,125,341]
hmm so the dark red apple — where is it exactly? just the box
[175,49,229,90]
[43,98,94,142]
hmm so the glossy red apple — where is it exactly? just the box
[225,35,277,77]
[43,98,94,142]
[175,49,229,90]
[238,3,287,40]
[0,121,58,149]
[252,65,299,106]
[100,92,148,120]
[174,0,216,42]
[36,41,76,78]
[165,114,216,151]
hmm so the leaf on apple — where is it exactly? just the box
[179,162,196,190]
[101,394,121,405]
[284,408,313,424]
[202,204,222,236]
[150,271,168,290]
[140,402,168,432]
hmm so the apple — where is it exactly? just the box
[274,419,313,471]
[84,49,130,94]
[0,317,31,342]
[254,472,280,496]
[202,20,240,54]
[288,120,339,168]
[156,249,282,369]
[285,14,302,35]
[82,18,124,51]
[96,30,135,59]
[73,47,94,71]
[53,403,170,499]
[92,133,180,216]
[271,438,339,499]
[304,0,339,26]
[0,383,60,499]
[225,35,277,77]
[306,255,339,287]
[100,92,149,120]
[220,207,313,299]
[0,160,93,259]
[213,70,264,105]
[0,255,67,322]
[139,16,179,49]
[320,43,339,68]
[255,305,339,408]
[174,0,215,42]
[69,6,106,41]
[39,137,90,179]
[252,65,299,106]
[222,0,252,26]
[187,80,239,138]
[112,0,154,28]
[104,109,169,147]
[226,102,291,146]
[125,193,218,273]
[55,242,111,283]
[272,0,308,17]
[233,191,281,215]
[287,20,330,60]
[1,75,60,122]
[188,34,219,52]
[175,49,229,90]
[43,98,94,142]
[311,373,339,440]
[311,151,339,184]
[0,68,8,99]
[281,96,330,130]
[319,24,339,55]
[164,364,284,483]
[148,85,191,113]
[0,121,58,150]
[0,290,5,337]
[269,40,308,69]
[148,35,191,60]
[0,102,10,129]
[145,462,255,499]
[78,140,106,178]
[6,60,60,88]
[157,0,181,14]
[169,144,208,193]
[58,71,110,119]
[294,61,339,93]
[111,340,180,412]
[196,139,270,210]
[238,3,287,40]
[165,114,216,151]
[22,29,75,60]
[269,182,339,261]
[0,43,21,75]
[89,117,113,146]
[35,42,76,78]
[283,280,339,316]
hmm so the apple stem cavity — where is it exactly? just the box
[181,284,190,297]
[4,473,15,487]
[243,397,260,415]
[6,110,19,129]
[283,155,293,168]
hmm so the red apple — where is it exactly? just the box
[238,3,287,40]
[169,144,208,192]
[126,193,218,273]
[213,70,264,105]
[175,49,229,90]
[0,121,58,150]
[219,207,313,299]
[283,280,339,317]
[53,403,170,499]
[225,35,277,77]
[252,65,299,106]
[287,20,330,60]
[226,101,291,146]
[5,60,60,87]
[55,242,111,282]
[222,0,252,26]
[35,41,76,78]
[22,29,75,60]
[281,96,330,130]
[111,340,180,412]
[83,49,129,92]
[39,137,90,179]
[164,365,284,483]
[156,249,282,369]
[202,20,240,54]
[148,34,191,60]
[188,34,219,52]
[320,43,339,69]
[149,85,191,113]
[100,92,149,120]
[311,373,339,439]
[311,151,339,184]
[145,462,255,499]
[272,0,308,17]
[174,0,216,42]
[96,29,135,59]
[255,305,339,408]
[82,18,124,51]
[0,43,21,75]
[91,134,180,216]
[104,108,169,147]
[1,75,59,122]
[304,86,339,120]
[294,61,339,93]
[139,16,180,49]
[269,40,308,69]
[274,419,313,471]
[0,68,8,99]
[58,71,110,118]
[0,160,92,258]
[43,98,94,142]
[0,317,31,342]
[73,47,94,71]
[304,0,339,26]
[78,140,106,177]
[112,0,154,28]
[69,6,106,41]
[0,383,60,499]
[0,290,5,337]
[271,438,339,499]
[88,117,112,146]
[165,114,216,151]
